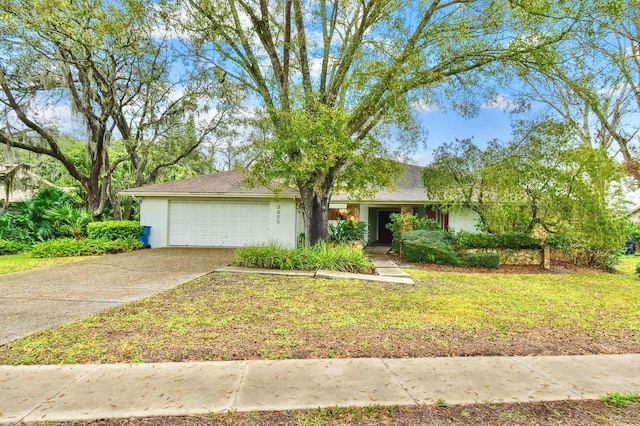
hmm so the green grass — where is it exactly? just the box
[601,391,640,407]
[0,253,93,275]
[615,254,639,276]
[1,259,639,364]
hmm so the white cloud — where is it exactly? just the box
[410,149,434,166]
[412,99,441,113]
[481,94,517,111]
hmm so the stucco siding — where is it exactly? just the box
[139,198,169,248]
[138,197,298,248]
[448,208,480,232]
[268,199,298,248]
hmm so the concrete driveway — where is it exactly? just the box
[0,248,235,345]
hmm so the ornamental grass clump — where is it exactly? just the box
[235,242,373,274]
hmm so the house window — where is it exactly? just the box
[328,208,349,220]
[426,205,449,230]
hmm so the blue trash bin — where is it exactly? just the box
[139,225,151,248]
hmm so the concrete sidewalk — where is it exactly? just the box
[2,354,640,423]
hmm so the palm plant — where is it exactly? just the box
[44,205,92,239]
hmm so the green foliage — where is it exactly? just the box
[328,220,367,244]
[386,213,442,252]
[629,224,640,241]
[548,235,622,270]
[200,0,579,244]
[547,234,572,250]
[401,230,461,265]
[309,242,373,273]
[0,188,83,244]
[0,213,34,244]
[635,263,640,278]
[462,253,500,269]
[453,231,540,249]
[600,391,640,407]
[423,120,628,255]
[234,244,303,270]
[87,221,143,241]
[0,239,25,255]
[30,238,142,258]
[44,205,92,239]
[235,242,373,274]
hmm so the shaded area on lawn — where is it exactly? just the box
[1,268,639,365]
[20,400,640,426]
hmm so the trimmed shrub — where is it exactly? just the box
[401,230,461,265]
[87,221,142,241]
[0,239,26,255]
[454,231,540,249]
[235,242,373,273]
[30,238,143,258]
[462,253,500,268]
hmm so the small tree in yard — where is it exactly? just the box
[423,117,629,254]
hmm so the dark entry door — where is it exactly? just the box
[377,211,395,244]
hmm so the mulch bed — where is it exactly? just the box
[405,259,607,274]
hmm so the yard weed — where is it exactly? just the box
[295,412,326,426]
[436,397,448,407]
[600,391,640,407]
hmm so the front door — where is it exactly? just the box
[377,211,395,244]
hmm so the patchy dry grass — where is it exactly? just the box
[0,253,93,275]
[25,400,640,426]
[1,261,639,365]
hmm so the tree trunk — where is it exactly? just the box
[299,187,330,246]
[123,196,133,220]
[83,175,104,221]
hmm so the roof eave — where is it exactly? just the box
[119,191,299,199]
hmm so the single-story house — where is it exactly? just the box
[120,164,480,248]
[0,164,58,207]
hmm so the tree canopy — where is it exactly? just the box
[176,0,585,244]
[0,0,231,219]
[512,0,640,184]
[423,117,629,251]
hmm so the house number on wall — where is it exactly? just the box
[276,205,281,224]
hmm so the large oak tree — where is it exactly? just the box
[181,0,583,244]
[0,0,230,219]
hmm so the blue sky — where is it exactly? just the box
[413,108,514,165]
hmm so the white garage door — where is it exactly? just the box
[168,201,270,246]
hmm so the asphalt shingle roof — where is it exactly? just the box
[122,164,427,203]
[121,170,298,197]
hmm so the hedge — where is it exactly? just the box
[462,252,500,268]
[0,239,25,255]
[30,238,142,258]
[87,221,142,241]
[453,231,540,249]
[401,230,461,265]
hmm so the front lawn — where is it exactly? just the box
[0,253,93,275]
[1,259,639,365]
